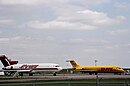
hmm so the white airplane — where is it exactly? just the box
[0,55,62,76]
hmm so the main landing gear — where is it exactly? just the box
[53,72,57,76]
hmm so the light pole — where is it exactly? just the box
[95,60,98,66]
[94,59,99,86]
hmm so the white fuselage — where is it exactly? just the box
[3,63,62,73]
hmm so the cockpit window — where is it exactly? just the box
[55,65,59,67]
[117,67,121,69]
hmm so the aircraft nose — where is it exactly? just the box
[58,67,62,71]
[120,69,125,73]
[122,69,125,73]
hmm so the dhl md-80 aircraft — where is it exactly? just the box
[0,55,62,76]
[67,60,124,75]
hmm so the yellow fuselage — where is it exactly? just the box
[75,66,124,73]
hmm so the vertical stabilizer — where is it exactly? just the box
[66,60,79,68]
[0,55,18,67]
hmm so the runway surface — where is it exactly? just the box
[1,74,130,80]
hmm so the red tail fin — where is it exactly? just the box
[0,55,18,67]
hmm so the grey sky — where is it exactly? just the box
[0,0,130,68]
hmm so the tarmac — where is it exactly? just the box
[1,74,130,80]
[1,74,130,86]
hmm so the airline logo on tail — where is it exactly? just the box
[66,60,79,68]
[0,55,18,67]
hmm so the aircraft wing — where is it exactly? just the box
[78,70,98,72]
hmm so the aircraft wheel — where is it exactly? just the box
[4,72,9,76]
[4,72,12,76]
[29,73,33,76]
[89,72,92,75]
[53,73,56,76]
[95,73,98,75]
[19,73,23,76]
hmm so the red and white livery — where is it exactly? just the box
[0,55,62,76]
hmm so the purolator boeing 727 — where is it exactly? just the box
[0,55,62,76]
[67,60,124,75]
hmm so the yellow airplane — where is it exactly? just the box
[66,60,124,75]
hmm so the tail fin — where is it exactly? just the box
[0,55,18,67]
[66,60,79,68]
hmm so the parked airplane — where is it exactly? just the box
[66,60,124,75]
[0,55,62,76]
